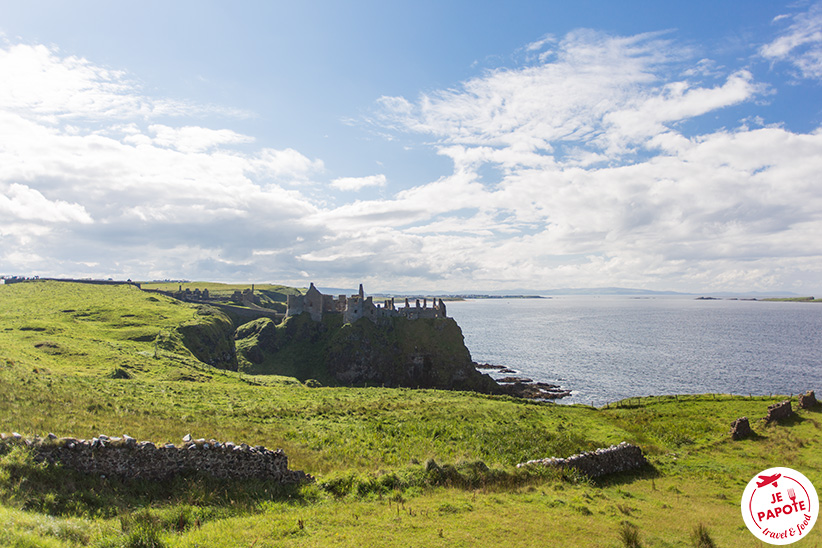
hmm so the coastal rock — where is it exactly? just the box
[474,363,506,370]
[236,312,501,394]
[498,381,570,400]
[497,376,534,384]
[730,417,752,440]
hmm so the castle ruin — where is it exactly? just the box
[286,283,447,324]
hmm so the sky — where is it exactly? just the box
[1,1,822,294]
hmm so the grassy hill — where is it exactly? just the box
[1,281,821,547]
[140,281,303,312]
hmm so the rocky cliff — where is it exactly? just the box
[234,312,500,393]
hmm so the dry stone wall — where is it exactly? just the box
[765,400,794,423]
[0,433,311,483]
[517,442,648,478]
[799,390,819,409]
[730,417,753,440]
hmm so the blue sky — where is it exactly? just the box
[2,1,822,293]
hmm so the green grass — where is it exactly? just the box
[2,281,822,546]
[140,281,303,312]
[139,281,303,297]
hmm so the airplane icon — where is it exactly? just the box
[757,473,781,488]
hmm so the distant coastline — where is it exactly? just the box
[697,296,821,303]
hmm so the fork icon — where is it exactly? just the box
[788,488,797,504]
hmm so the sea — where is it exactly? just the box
[445,296,822,406]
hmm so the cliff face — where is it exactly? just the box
[234,313,499,393]
[325,315,499,392]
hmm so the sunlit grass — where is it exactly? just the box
[2,281,822,546]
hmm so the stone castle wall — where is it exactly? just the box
[517,442,648,478]
[0,433,311,483]
[287,282,446,324]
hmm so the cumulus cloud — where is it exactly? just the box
[0,183,92,223]
[329,28,822,292]
[0,41,326,281]
[2,24,821,294]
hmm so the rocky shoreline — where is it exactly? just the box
[474,363,572,400]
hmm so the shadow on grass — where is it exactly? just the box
[0,444,313,521]
[592,463,661,488]
[762,413,807,428]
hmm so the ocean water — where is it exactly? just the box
[445,297,822,406]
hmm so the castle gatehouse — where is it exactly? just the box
[286,283,446,323]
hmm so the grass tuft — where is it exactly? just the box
[690,523,716,548]
[618,521,643,548]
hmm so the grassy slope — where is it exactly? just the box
[141,281,303,311]
[1,281,821,547]
[0,281,204,378]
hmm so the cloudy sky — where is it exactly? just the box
[2,1,822,294]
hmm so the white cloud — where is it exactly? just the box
[376,30,756,165]
[149,125,254,153]
[251,148,324,182]
[0,43,250,124]
[0,41,327,281]
[760,2,822,80]
[324,28,822,292]
[0,183,92,223]
[330,174,387,191]
[2,23,821,294]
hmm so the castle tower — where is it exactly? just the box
[304,283,324,321]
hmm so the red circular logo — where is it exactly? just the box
[741,467,818,544]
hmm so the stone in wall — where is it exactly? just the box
[765,400,793,423]
[0,433,312,483]
[516,442,648,478]
[798,390,819,409]
[730,417,752,440]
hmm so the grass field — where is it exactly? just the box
[140,281,303,312]
[1,281,821,547]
